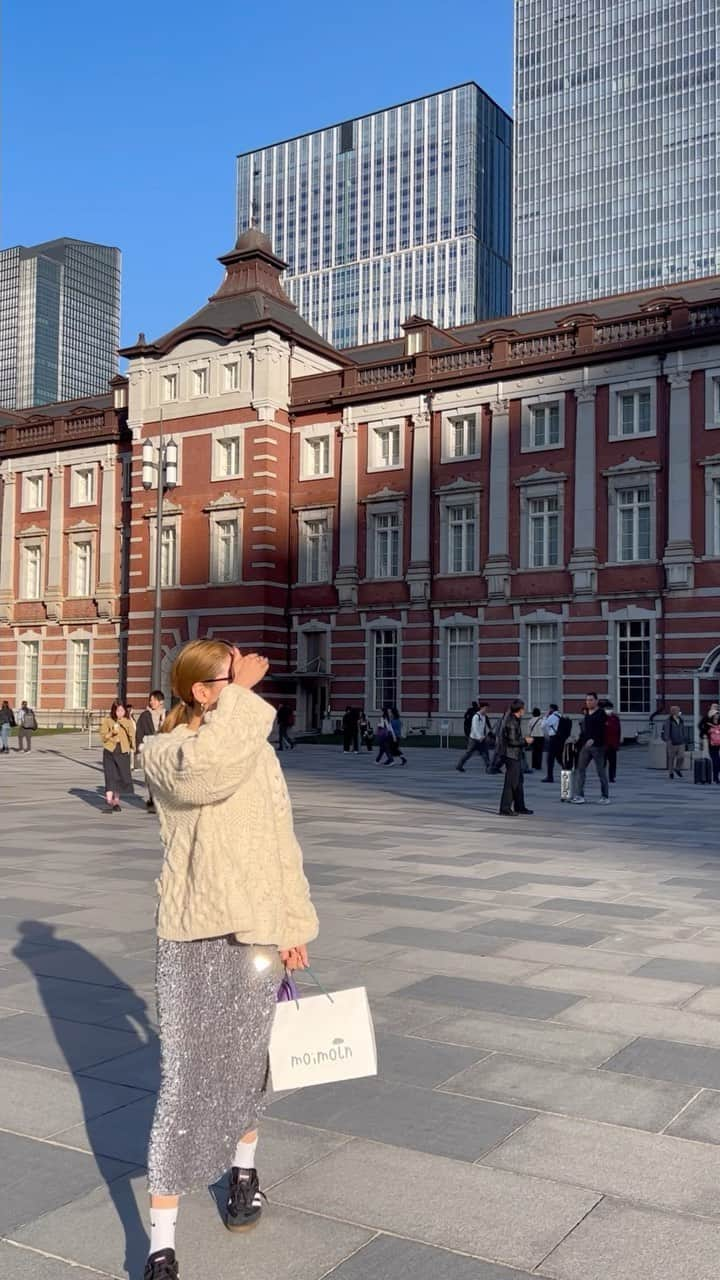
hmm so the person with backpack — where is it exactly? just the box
[662,706,687,779]
[708,712,720,783]
[463,701,479,745]
[456,702,492,773]
[541,703,570,783]
[16,701,38,752]
[0,700,16,753]
[602,700,622,783]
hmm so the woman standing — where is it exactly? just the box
[99,702,136,812]
[389,705,407,766]
[140,640,318,1280]
[0,700,15,752]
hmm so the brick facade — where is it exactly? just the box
[2,231,720,734]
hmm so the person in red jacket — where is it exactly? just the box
[602,700,622,783]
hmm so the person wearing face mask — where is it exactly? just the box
[140,640,318,1280]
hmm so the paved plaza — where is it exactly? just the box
[3,738,720,1278]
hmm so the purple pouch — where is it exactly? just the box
[277,970,299,1003]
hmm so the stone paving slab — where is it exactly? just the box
[269,1076,534,1162]
[272,1138,601,1271]
[542,1199,720,1280]
[0,1243,109,1280]
[556,998,720,1047]
[393,974,583,1019]
[414,1009,634,1067]
[522,966,702,1006]
[441,1052,696,1131]
[665,1090,720,1144]
[497,940,647,973]
[534,898,661,919]
[0,1130,136,1236]
[0,1057,148,1139]
[482,1112,720,1215]
[603,1036,720,1089]
[325,1234,551,1280]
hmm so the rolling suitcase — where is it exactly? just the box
[560,741,577,802]
[694,756,712,785]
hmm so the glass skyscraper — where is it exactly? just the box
[0,238,121,409]
[237,83,512,348]
[514,0,720,314]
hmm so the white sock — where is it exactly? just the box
[232,1135,258,1172]
[149,1205,178,1256]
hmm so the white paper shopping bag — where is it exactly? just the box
[270,986,377,1091]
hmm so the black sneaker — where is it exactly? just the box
[144,1249,179,1280]
[226,1167,265,1232]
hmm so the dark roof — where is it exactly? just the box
[120,231,348,364]
[0,391,112,428]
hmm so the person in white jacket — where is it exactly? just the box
[141,639,318,1280]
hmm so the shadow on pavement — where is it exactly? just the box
[14,920,156,1277]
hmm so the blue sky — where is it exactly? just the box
[3,1,513,349]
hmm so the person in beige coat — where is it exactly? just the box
[99,702,136,812]
[140,639,318,1280]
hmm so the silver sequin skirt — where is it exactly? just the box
[147,936,282,1196]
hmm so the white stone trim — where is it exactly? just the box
[297,506,334,585]
[607,605,657,718]
[208,506,243,586]
[438,613,479,715]
[299,422,336,481]
[21,470,47,514]
[699,455,720,558]
[603,457,660,566]
[516,469,567,570]
[439,490,481,576]
[69,462,98,508]
[704,365,720,430]
[440,407,482,463]
[211,425,245,481]
[366,418,405,474]
[364,616,402,713]
[364,499,403,582]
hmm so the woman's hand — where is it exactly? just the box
[280,945,309,971]
[230,648,269,690]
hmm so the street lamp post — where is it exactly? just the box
[142,411,178,694]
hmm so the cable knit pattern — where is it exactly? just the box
[142,683,319,947]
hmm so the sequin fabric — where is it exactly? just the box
[147,936,282,1196]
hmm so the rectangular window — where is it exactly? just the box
[22,640,39,706]
[160,525,177,587]
[217,436,242,478]
[162,372,178,401]
[619,390,652,436]
[373,629,398,710]
[529,495,560,567]
[23,544,42,599]
[305,436,331,477]
[72,466,95,505]
[223,362,240,391]
[448,504,476,573]
[450,414,478,458]
[714,479,720,555]
[192,367,208,397]
[446,625,475,711]
[23,473,45,511]
[372,424,400,468]
[530,402,560,447]
[301,515,330,583]
[617,487,651,561]
[372,511,400,578]
[617,619,651,713]
[71,541,92,596]
[527,623,560,710]
[71,638,90,708]
[215,518,239,584]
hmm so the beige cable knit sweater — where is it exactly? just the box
[142,683,319,947]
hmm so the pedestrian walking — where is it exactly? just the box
[571,692,610,805]
[708,712,720,784]
[497,699,534,816]
[16,700,38,752]
[375,709,395,765]
[527,708,545,770]
[662,706,687,778]
[389,706,407,766]
[602,701,622,783]
[100,702,136,812]
[275,703,295,751]
[359,711,374,751]
[140,640,318,1280]
[136,690,166,812]
[540,703,565,783]
[456,702,492,772]
[699,703,720,751]
[0,700,16,752]
[463,701,479,745]
[341,706,360,753]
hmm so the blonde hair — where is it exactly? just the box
[162,639,231,733]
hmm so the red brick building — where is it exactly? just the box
[3,229,720,735]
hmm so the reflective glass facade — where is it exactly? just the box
[237,83,512,347]
[514,0,720,313]
[0,239,120,409]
